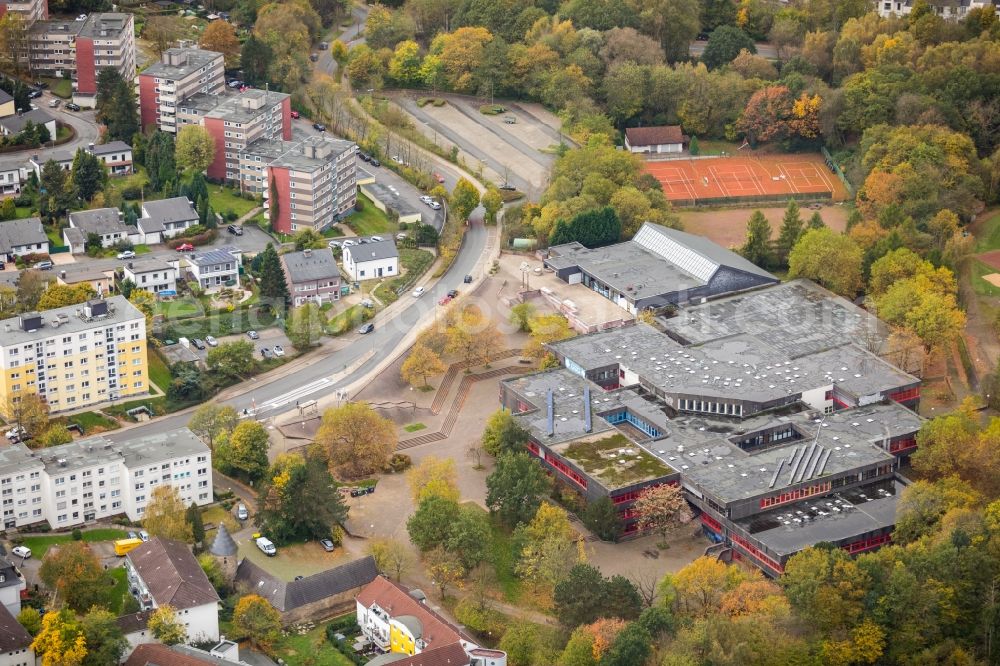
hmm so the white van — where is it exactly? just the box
[256,537,276,556]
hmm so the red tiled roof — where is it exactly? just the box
[375,642,470,666]
[625,125,685,147]
[357,577,462,651]
[124,643,213,666]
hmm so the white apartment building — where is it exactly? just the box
[182,247,241,293]
[123,258,179,294]
[0,296,149,418]
[0,428,211,531]
[877,0,1000,17]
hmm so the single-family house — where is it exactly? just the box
[0,217,48,261]
[234,555,377,625]
[357,576,506,666]
[0,604,33,666]
[124,537,221,644]
[0,109,56,140]
[280,248,341,306]
[66,208,138,251]
[28,150,74,176]
[183,247,241,292]
[0,90,14,119]
[123,258,179,294]
[342,238,398,282]
[124,642,277,666]
[139,197,199,244]
[0,158,27,199]
[0,558,25,617]
[56,267,116,295]
[624,125,686,154]
[89,141,134,176]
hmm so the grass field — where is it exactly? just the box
[154,295,204,319]
[147,347,172,393]
[345,193,395,236]
[208,185,257,218]
[45,226,65,249]
[274,623,355,666]
[104,566,134,615]
[970,259,1000,297]
[21,528,129,557]
[67,410,120,433]
[403,422,426,432]
[975,210,1000,252]
[40,77,73,99]
[327,304,370,335]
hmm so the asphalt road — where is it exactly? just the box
[317,4,369,77]
[4,91,102,162]
[689,40,778,59]
[104,216,489,441]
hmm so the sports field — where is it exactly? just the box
[644,154,849,205]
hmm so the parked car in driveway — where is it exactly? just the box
[65,102,81,111]
[247,330,259,340]
[205,336,218,347]
[191,338,206,350]
[320,538,335,552]
[227,224,243,235]
[35,261,53,270]
[11,546,30,559]
[290,110,300,119]
[272,345,285,357]
[236,503,248,521]
[256,537,276,556]
[48,98,61,108]
[175,243,194,251]
[313,123,326,132]
[261,347,273,359]
[117,250,135,259]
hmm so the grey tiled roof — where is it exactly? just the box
[346,239,398,263]
[126,537,220,610]
[142,197,198,226]
[69,207,128,235]
[0,216,46,251]
[281,248,339,283]
[234,555,378,612]
[0,109,55,135]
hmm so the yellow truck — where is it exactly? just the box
[114,538,143,556]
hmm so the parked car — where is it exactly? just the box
[320,538,335,552]
[127,531,139,540]
[309,53,319,62]
[175,243,194,251]
[358,153,371,162]
[391,155,403,164]
[48,98,61,108]
[419,195,433,204]
[328,239,341,248]
[438,295,453,306]
[396,232,407,240]
[205,336,218,347]
[117,250,135,259]
[290,110,300,119]
[464,274,473,283]
[228,80,242,88]
[65,102,81,111]
[370,235,383,242]
[5,426,25,440]
[35,261,53,270]
[273,345,285,357]
[504,116,516,124]
[313,122,326,132]
[341,239,355,247]
[191,338,206,350]
[261,347,273,359]
[294,575,305,580]
[256,537,276,556]
[236,503,248,521]
[139,530,149,542]
[370,158,381,167]
[358,322,374,334]
[11,546,31,559]
[499,184,516,190]
[434,172,445,183]
[319,41,329,49]
[429,201,442,210]
[247,330,260,340]
[447,289,458,298]
[227,224,243,235]
[28,89,42,99]
[412,286,425,298]
[360,299,374,309]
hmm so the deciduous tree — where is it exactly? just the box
[187,404,239,447]
[231,595,281,650]
[701,25,756,68]
[39,543,106,613]
[445,304,503,367]
[425,546,465,599]
[486,452,550,527]
[367,537,413,581]
[406,456,459,502]
[175,125,216,175]
[401,344,446,388]
[37,283,96,311]
[144,485,194,542]
[200,20,241,68]
[31,610,87,666]
[407,495,461,551]
[481,410,529,456]
[515,502,577,589]
[148,606,186,645]
[315,402,396,477]
[206,340,256,380]
[217,420,270,482]
[788,227,863,298]
[285,303,324,350]
[633,484,690,546]
[526,314,574,358]
[449,177,481,222]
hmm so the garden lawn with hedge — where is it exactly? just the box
[208,185,257,218]
[345,193,395,236]
[20,528,128,557]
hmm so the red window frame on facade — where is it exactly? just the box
[759,481,833,509]
[888,386,920,403]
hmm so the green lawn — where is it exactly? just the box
[67,411,120,433]
[975,209,1000,252]
[403,422,426,432]
[327,304,372,335]
[20,528,129,557]
[15,206,33,219]
[45,226,65,248]
[274,623,355,666]
[133,244,152,255]
[147,347,172,393]
[344,193,396,236]
[971,259,1000,297]
[103,566,134,615]
[208,185,257,218]
[154,295,204,319]
[41,77,74,98]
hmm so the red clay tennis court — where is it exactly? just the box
[644,154,849,205]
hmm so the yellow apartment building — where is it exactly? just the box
[0,295,148,419]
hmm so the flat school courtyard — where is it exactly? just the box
[644,154,850,204]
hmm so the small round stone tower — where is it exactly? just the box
[208,522,238,584]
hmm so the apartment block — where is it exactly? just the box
[176,89,291,182]
[0,0,47,22]
[877,0,999,18]
[26,13,135,102]
[239,134,356,233]
[138,47,226,134]
[0,296,149,418]
[0,427,211,530]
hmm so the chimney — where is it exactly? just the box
[88,142,95,151]
[60,270,66,279]
[584,386,592,433]
[302,249,312,258]
[546,389,554,437]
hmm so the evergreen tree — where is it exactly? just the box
[96,69,139,141]
[39,159,75,222]
[186,502,205,547]
[808,211,826,229]
[241,36,272,87]
[71,148,107,202]
[688,135,700,155]
[268,174,280,232]
[775,199,804,265]
[740,210,772,268]
[257,244,289,307]
[549,206,622,248]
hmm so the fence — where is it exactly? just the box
[671,190,833,209]
[820,147,855,197]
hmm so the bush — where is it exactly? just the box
[121,185,143,200]
[166,229,217,249]
[71,528,83,541]
[454,597,511,641]
[225,210,238,221]
[432,98,446,107]
[385,453,411,473]
[354,199,364,212]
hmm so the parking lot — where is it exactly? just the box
[390,92,565,199]
[160,328,294,365]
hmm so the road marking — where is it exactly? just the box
[255,378,332,412]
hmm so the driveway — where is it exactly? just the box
[5,92,102,162]
[358,157,446,231]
